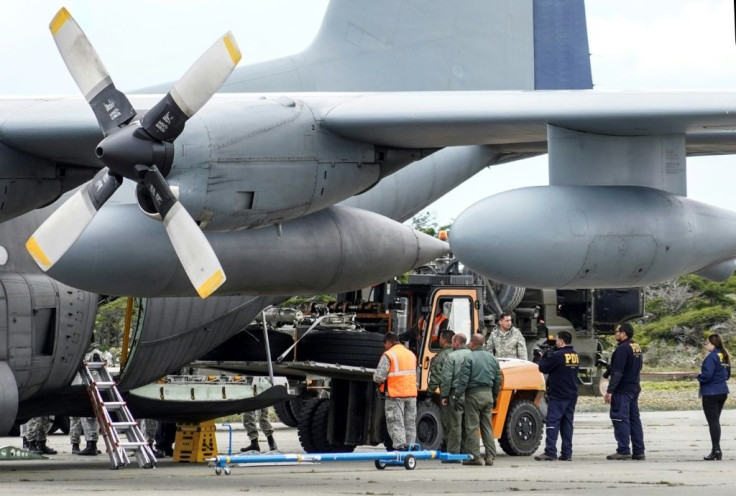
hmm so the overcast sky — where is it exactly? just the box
[1,0,735,225]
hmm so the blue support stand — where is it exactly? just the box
[220,423,233,456]
[210,444,472,475]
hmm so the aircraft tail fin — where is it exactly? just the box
[223,0,593,92]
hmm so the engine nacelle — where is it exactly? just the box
[170,96,385,231]
[49,204,450,297]
[451,185,736,288]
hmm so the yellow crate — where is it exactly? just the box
[173,421,218,463]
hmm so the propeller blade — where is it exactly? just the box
[50,7,136,135]
[143,167,226,298]
[141,32,241,142]
[26,168,121,270]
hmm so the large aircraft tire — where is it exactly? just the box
[415,399,443,450]
[273,400,298,427]
[498,400,543,456]
[298,330,384,367]
[199,329,294,362]
[447,258,526,313]
[493,284,526,313]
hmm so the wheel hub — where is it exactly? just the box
[515,414,535,441]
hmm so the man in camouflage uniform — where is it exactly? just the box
[485,312,528,360]
[24,416,57,455]
[69,416,99,455]
[440,333,471,460]
[428,330,454,449]
[453,333,502,466]
[139,418,160,455]
[241,408,278,452]
[373,333,417,450]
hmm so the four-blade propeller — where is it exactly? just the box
[26,7,240,298]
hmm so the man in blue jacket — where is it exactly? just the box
[605,322,645,460]
[534,330,579,461]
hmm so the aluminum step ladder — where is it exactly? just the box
[79,360,157,469]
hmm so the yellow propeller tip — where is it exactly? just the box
[223,32,242,66]
[50,7,72,35]
[25,236,52,270]
[197,270,226,299]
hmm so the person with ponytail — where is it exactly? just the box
[698,333,731,461]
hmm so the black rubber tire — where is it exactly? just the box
[498,400,544,456]
[404,454,416,470]
[297,398,321,453]
[273,400,298,427]
[415,399,443,451]
[310,399,332,452]
[199,329,294,362]
[309,398,355,453]
[297,330,384,368]
[289,395,307,419]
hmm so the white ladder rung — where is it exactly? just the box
[111,421,138,428]
[116,441,147,448]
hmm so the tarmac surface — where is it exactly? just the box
[0,409,734,495]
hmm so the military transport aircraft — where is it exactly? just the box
[0,0,734,434]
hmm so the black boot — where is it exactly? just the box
[267,435,278,451]
[22,437,28,450]
[78,441,98,456]
[71,442,81,454]
[28,440,40,453]
[36,440,58,455]
[704,449,722,461]
[240,439,260,452]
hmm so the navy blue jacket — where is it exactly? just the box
[538,345,579,399]
[698,349,731,396]
[606,338,642,394]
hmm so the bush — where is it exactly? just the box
[637,306,732,346]
[643,340,701,369]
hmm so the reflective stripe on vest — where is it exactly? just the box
[383,344,418,398]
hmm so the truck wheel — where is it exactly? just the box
[298,330,384,368]
[302,398,355,453]
[310,399,333,452]
[415,400,443,451]
[312,398,356,453]
[297,398,321,453]
[498,400,543,456]
[274,400,298,427]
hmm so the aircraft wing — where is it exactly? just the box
[319,89,736,155]
[3,90,736,168]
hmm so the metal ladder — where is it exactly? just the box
[79,361,157,469]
